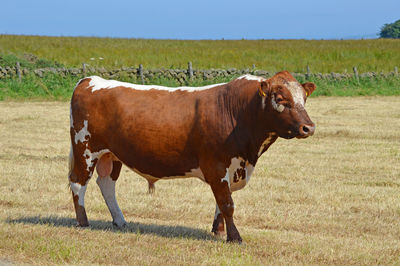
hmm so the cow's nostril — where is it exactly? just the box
[299,124,315,137]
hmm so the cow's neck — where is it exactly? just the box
[220,83,278,165]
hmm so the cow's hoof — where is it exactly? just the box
[112,221,127,228]
[226,238,242,244]
[226,235,242,244]
[75,222,89,228]
[211,215,225,236]
[211,229,225,237]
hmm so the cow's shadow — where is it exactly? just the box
[6,216,218,241]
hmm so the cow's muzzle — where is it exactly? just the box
[296,123,315,138]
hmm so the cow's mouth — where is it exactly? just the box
[296,134,310,139]
[281,127,314,139]
[279,130,298,139]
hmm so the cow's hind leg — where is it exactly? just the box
[68,145,94,227]
[211,204,225,236]
[96,153,126,227]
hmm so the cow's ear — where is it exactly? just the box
[302,82,316,97]
[260,81,270,97]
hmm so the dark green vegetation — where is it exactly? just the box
[0,72,399,101]
[0,74,76,100]
[0,35,399,100]
[380,19,400,39]
[0,53,64,69]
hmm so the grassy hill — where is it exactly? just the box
[1,35,399,73]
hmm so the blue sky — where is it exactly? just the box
[1,0,399,39]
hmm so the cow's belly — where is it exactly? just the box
[105,134,202,180]
[221,157,254,192]
[91,148,206,182]
[130,166,205,182]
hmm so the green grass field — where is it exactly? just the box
[1,97,399,264]
[1,35,399,72]
[0,72,399,101]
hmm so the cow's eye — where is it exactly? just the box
[275,95,284,103]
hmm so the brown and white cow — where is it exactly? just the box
[68,71,316,243]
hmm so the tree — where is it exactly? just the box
[380,19,400,38]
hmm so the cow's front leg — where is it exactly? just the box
[210,181,242,243]
[211,204,225,236]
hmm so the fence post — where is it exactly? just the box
[82,63,87,76]
[306,65,310,79]
[395,66,398,77]
[139,64,144,84]
[353,66,359,82]
[16,62,21,82]
[188,61,193,80]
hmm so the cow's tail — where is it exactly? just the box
[148,180,156,194]
[68,144,74,185]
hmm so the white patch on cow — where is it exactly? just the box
[73,120,110,172]
[287,81,305,106]
[237,74,266,82]
[70,182,87,207]
[96,176,126,227]
[72,119,110,173]
[83,148,110,172]
[231,161,254,192]
[70,182,81,195]
[131,167,205,183]
[88,76,226,93]
[221,171,231,188]
[271,95,285,113]
[214,204,221,220]
[74,120,91,144]
[258,132,277,157]
[221,157,254,192]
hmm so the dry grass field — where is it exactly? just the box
[0,97,399,264]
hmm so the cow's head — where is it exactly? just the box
[260,71,316,139]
